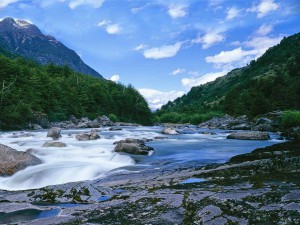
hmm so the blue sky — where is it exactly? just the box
[0,0,299,109]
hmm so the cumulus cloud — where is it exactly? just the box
[0,0,18,8]
[248,0,279,18]
[171,68,186,75]
[106,24,121,35]
[192,31,225,49]
[181,71,227,89]
[138,88,184,110]
[226,7,240,20]
[109,74,120,82]
[143,42,181,59]
[205,47,257,64]
[168,4,187,18]
[69,0,105,9]
[244,35,282,56]
[256,24,273,36]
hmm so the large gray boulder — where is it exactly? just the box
[227,131,270,140]
[162,127,179,135]
[75,132,100,141]
[0,144,42,176]
[114,138,154,155]
[47,127,61,140]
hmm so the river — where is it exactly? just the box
[0,126,283,191]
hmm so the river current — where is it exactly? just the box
[0,126,283,191]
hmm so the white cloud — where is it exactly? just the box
[106,24,121,35]
[226,7,239,20]
[69,0,105,9]
[97,19,110,27]
[244,36,282,56]
[0,0,18,8]
[205,47,257,64]
[134,44,148,51]
[138,88,184,110]
[171,68,186,75]
[192,31,225,49]
[109,74,120,82]
[143,42,181,59]
[256,24,273,36]
[248,0,279,18]
[181,71,227,89]
[168,4,187,18]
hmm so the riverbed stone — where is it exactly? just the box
[42,142,67,147]
[75,132,100,141]
[227,131,270,140]
[0,144,42,176]
[47,127,62,140]
[162,127,179,135]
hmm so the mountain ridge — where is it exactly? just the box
[0,17,103,78]
[157,32,300,122]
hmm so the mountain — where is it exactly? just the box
[0,17,103,78]
[157,33,300,122]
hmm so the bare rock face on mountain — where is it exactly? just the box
[0,144,42,176]
[0,17,102,78]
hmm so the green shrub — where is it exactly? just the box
[281,110,300,128]
[108,113,118,122]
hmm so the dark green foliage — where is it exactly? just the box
[157,33,300,120]
[0,53,152,129]
[280,110,300,129]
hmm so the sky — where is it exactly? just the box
[0,0,299,109]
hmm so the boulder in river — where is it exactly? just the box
[43,142,67,147]
[162,127,179,135]
[75,132,100,141]
[227,131,270,140]
[47,127,62,140]
[114,138,154,155]
[0,144,42,176]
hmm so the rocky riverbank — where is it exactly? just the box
[0,140,299,224]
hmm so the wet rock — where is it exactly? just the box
[114,143,153,155]
[162,127,179,135]
[109,127,122,131]
[42,142,67,147]
[75,132,100,141]
[0,144,42,176]
[9,132,35,138]
[198,114,252,130]
[227,131,270,140]
[154,136,169,140]
[114,138,154,155]
[199,132,217,135]
[47,127,61,140]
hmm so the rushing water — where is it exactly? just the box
[0,126,283,191]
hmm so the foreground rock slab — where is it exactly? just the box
[227,131,270,140]
[0,144,42,176]
[0,141,299,225]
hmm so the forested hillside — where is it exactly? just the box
[157,33,300,123]
[0,52,152,129]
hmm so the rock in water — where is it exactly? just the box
[47,127,61,140]
[75,132,100,141]
[43,142,67,147]
[0,144,42,176]
[162,127,179,135]
[227,131,270,140]
[114,138,154,155]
